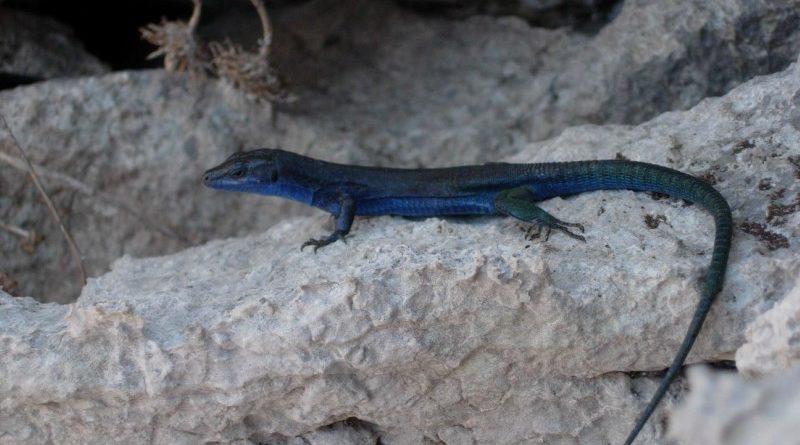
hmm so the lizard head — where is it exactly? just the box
[203,148,281,193]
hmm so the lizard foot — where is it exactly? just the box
[300,231,347,253]
[538,217,585,242]
[548,223,585,242]
[495,186,586,243]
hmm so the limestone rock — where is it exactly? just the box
[1,52,799,445]
[2,2,800,442]
[736,281,800,377]
[0,218,679,445]
[668,366,800,445]
[3,0,800,302]
[0,71,306,303]
[672,277,800,445]
[271,0,800,165]
[0,8,108,81]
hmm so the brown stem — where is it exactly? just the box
[250,0,273,56]
[0,115,87,287]
[188,0,202,30]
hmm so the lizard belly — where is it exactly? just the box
[355,195,497,217]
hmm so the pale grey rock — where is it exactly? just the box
[381,0,616,28]
[3,0,800,303]
[736,280,800,377]
[520,0,603,9]
[256,419,378,444]
[1,54,799,445]
[0,71,308,303]
[0,8,108,80]
[668,366,800,445]
[0,218,679,445]
[274,0,800,165]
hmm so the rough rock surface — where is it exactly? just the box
[668,366,800,445]
[1,53,799,445]
[736,281,800,377]
[0,8,108,81]
[3,0,800,302]
[669,275,800,445]
[0,72,302,303]
[271,0,800,165]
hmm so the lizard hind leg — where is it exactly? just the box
[494,186,586,242]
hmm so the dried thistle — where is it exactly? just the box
[210,0,290,101]
[209,40,288,101]
[140,0,210,75]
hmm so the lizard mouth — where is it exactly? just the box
[202,166,227,188]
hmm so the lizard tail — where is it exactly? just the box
[526,160,733,443]
[602,162,734,445]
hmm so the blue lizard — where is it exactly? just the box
[204,148,733,445]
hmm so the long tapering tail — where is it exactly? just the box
[622,192,731,444]
[525,160,733,443]
[571,161,733,445]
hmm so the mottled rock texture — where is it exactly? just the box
[668,366,800,445]
[1,52,799,444]
[0,72,293,303]
[1,0,800,444]
[0,8,108,80]
[2,0,800,302]
[736,281,800,377]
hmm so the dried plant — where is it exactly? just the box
[0,115,87,288]
[140,0,289,101]
[209,41,288,101]
[210,0,289,101]
[140,0,210,75]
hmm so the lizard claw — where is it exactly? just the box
[554,224,586,242]
[300,231,348,253]
[552,217,584,233]
[300,239,315,253]
[536,223,585,242]
[300,238,327,253]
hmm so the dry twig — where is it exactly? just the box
[0,221,44,254]
[0,220,30,239]
[0,115,87,287]
[0,151,190,245]
[250,0,273,55]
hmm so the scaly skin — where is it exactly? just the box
[204,148,733,444]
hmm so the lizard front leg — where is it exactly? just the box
[301,194,356,252]
[494,186,586,242]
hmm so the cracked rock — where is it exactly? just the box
[0,7,108,82]
[668,366,800,445]
[1,53,799,445]
[3,0,800,302]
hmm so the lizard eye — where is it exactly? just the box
[230,167,246,179]
[270,170,279,183]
